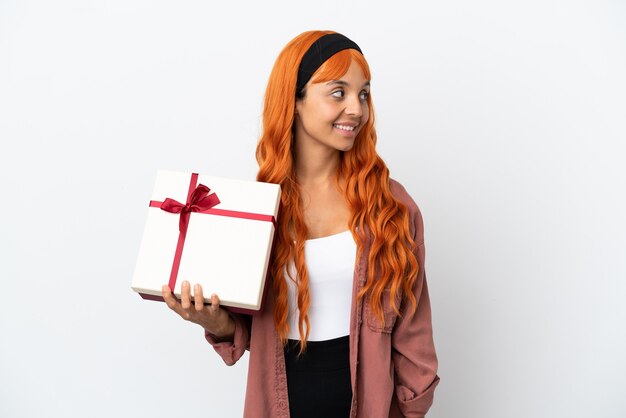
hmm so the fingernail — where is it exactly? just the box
[183,280,189,286]
[194,284,200,291]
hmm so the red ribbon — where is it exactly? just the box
[159,184,221,233]
[148,173,276,293]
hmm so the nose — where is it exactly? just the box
[344,93,363,118]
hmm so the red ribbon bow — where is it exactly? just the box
[159,184,221,234]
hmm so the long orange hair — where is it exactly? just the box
[256,30,419,354]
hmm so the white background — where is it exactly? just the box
[1,1,625,417]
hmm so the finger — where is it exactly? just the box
[194,284,205,311]
[162,285,180,312]
[181,280,191,310]
[210,294,220,314]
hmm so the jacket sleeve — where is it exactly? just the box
[204,311,252,366]
[391,203,441,417]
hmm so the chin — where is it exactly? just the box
[337,143,355,152]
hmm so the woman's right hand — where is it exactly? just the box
[161,280,235,341]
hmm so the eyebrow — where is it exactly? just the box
[326,80,371,88]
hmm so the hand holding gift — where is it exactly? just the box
[161,281,235,341]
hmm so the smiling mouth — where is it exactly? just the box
[333,123,357,132]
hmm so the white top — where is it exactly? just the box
[286,230,357,341]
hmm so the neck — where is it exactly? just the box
[294,139,342,189]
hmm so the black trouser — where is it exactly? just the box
[284,335,352,418]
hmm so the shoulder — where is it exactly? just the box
[389,178,424,245]
[388,178,418,211]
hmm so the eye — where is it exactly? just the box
[360,91,369,101]
[331,89,344,98]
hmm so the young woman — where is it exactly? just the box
[161,30,440,418]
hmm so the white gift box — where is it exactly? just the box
[131,169,281,314]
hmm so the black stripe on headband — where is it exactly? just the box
[296,33,363,97]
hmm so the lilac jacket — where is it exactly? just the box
[205,179,440,417]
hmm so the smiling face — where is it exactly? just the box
[293,60,370,153]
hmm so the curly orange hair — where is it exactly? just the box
[256,30,419,354]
